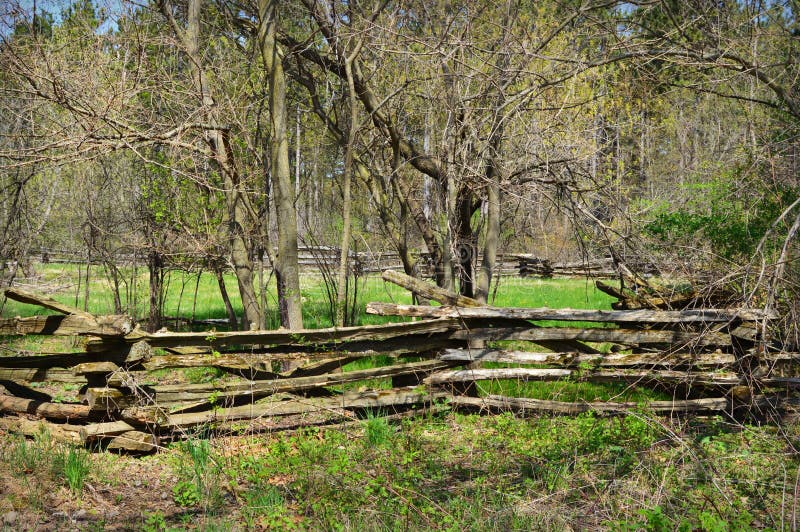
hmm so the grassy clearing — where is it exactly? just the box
[0,264,615,325]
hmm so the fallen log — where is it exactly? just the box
[162,388,449,429]
[150,359,455,404]
[430,369,800,388]
[596,280,697,310]
[449,327,732,347]
[0,394,92,420]
[142,353,267,372]
[3,287,93,316]
[137,344,442,372]
[85,387,137,411]
[379,271,597,353]
[72,362,120,376]
[80,420,137,441]
[0,367,87,383]
[367,303,768,323]
[0,314,134,337]
[0,352,119,369]
[106,430,158,452]
[88,331,459,359]
[594,280,634,302]
[125,341,153,365]
[119,405,170,425]
[381,270,483,307]
[451,395,731,415]
[424,368,746,387]
[425,368,572,385]
[185,403,453,439]
[0,416,83,444]
[438,348,736,367]
[285,356,361,378]
[126,318,461,349]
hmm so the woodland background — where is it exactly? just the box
[1,0,799,338]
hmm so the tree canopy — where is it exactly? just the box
[1,0,798,338]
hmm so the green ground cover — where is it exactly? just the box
[1,407,795,530]
[0,264,617,326]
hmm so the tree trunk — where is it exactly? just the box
[476,139,502,304]
[147,250,163,332]
[455,188,476,298]
[259,0,303,330]
[105,261,123,314]
[83,248,91,312]
[335,58,358,327]
[214,267,239,330]
[222,174,261,330]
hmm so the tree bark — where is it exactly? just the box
[455,188,476,297]
[259,0,303,330]
[335,57,358,327]
[476,180,499,304]
[476,116,503,303]
[147,250,163,332]
[214,266,239,330]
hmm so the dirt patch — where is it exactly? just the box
[0,432,216,530]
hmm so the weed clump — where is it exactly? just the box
[364,412,393,446]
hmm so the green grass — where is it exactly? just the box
[55,445,92,495]
[0,408,793,530]
[157,411,795,530]
[489,276,615,309]
[0,264,613,327]
[475,378,671,402]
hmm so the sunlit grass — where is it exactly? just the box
[2,264,615,328]
[475,377,671,402]
[490,276,616,309]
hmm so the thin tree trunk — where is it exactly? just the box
[83,253,92,312]
[335,58,358,327]
[105,261,123,314]
[295,103,302,230]
[215,267,238,330]
[191,270,201,322]
[476,179,500,304]
[259,0,303,330]
[83,248,91,312]
[442,171,456,293]
[224,179,261,330]
[75,262,81,309]
[476,123,504,303]
[455,189,475,298]
[147,250,163,332]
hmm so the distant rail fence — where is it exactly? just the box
[20,247,633,279]
[0,272,788,452]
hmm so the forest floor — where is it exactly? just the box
[1,406,797,530]
[0,268,798,530]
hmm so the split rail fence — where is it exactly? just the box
[0,271,794,452]
[25,247,627,278]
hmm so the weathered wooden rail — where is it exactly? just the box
[0,273,791,453]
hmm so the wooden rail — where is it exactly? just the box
[0,279,790,452]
